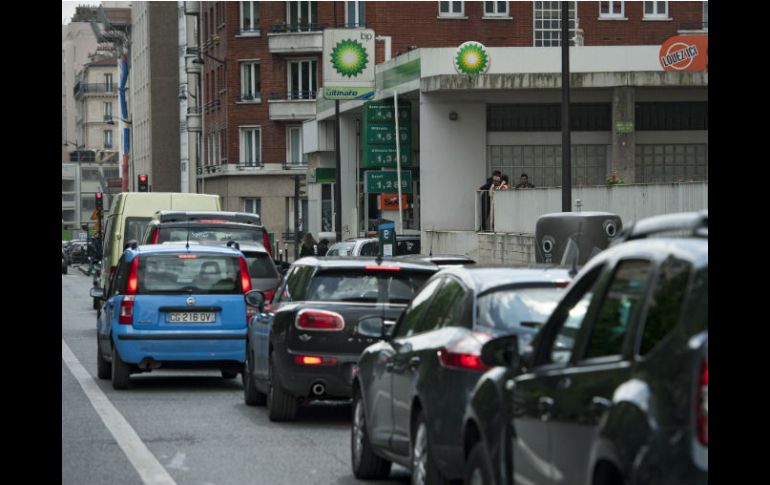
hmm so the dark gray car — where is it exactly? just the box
[462,211,708,485]
[351,266,571,484]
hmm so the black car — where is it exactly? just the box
[351,266,571,484]
[142,211,273,257]
[463,211,708,485]
[243,257,439,421]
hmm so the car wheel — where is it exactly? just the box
[351,387,392,479]
[465,443,496,485]
[411,412,449,485]
[267,356,297,421]
[96,339,111,380]
[244,347,267,406]
[111,345,131,390]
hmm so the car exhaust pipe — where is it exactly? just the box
[138,357,162,371]
[311,382,326,396]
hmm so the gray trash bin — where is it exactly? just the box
[535,212,622,265]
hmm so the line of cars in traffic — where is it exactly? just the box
[81,195,706,484]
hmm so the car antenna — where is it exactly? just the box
[186,215,191,250]
[568,220,582,278]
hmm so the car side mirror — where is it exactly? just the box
[480,335,520,369]
[357,316,384,338]
[245,290,265,313]
[89,287,105,300]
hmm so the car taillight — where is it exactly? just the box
[295,309,345,331]
[126,257,139,295]
[294,355,338,366]
[697,356,708,446]
[150,228,159,244]
[364,265,401,271]
[262,230,273,257]
[119,295,135,325]
[239,257,252,293]
[438,332,493,372]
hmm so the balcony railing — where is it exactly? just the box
[269,91,317,101]
[74,83,116,96]
[270,22,324,33]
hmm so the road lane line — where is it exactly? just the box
[61,339,178,485]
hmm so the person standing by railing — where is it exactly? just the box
[479,170,502,231]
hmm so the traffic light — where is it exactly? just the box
[137,174,149,192]
[95,192,103,211]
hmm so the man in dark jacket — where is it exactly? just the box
[479,170,502,231]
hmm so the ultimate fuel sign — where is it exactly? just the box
[659,35,708,71]
[323,29,375,100]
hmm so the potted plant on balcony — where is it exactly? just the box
[606,171,625,186]
[271,19,287,32]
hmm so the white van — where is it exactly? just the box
[99,192,221,296]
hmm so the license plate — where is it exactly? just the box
[166,312,216,323]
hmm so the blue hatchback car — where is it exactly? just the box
[91,243,261,389]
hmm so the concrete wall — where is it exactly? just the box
[492,182,708,234]
[420,230,537,265]
[419,94,486,231]
[339,112,360,239]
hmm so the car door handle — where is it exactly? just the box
[538,396,554,421]
[409,356,421,370]
[591,396,611,415]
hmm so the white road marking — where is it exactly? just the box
[61,339,178,485]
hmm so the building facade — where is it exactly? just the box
[195,1,707,253]
[131,1,182,193]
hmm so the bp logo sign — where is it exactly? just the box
[454,41,490,75]
[331,39,369,78]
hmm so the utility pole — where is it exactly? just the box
[561,1,572,212]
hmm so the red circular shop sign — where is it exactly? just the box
[659,35,708,71]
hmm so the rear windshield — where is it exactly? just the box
[244,252,278,279]
[125,217,152,245]
[158,226,263,244]
[305,269,431,303]
[327,243,355,256]
[136,254,242,294]
[477,286,565,332]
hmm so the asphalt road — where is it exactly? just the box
[62,266,410,485]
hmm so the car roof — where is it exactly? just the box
[292,256,438,271]
[125,243,245,261]
[435,265,573,295]
[151,220,262,230]
[153,210,262,225]
[587,237,708,271]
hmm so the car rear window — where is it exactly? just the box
[125,217,152,245]
[244,252,278,279]
[477,286,565,332]
[327,243,355,256]
[158,226,263,244]
[305,269,431,303]
[397,239,421,255]
[136,254,242,294]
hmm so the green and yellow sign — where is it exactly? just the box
[365,170,412,194]
[362,99,412,169]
